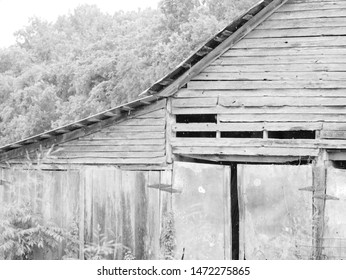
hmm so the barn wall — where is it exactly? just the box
[0,166,173,260]
[171,0,346,160]
[4,99,167,166]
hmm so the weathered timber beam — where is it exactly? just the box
[312,150,328,260]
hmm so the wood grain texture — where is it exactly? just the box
[259,17,346,29]
[224,47,346,57]
[175,89,346,98]
[188,80,346,90]
[193,72,346,81]
[234,37,346,49]
[270,9,346,20]
[211,55,346,65]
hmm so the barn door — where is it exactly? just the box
[172,161,231,260]
[238,164,313,260]
[323,166,346,259]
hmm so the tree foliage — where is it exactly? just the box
[0,0,257,145]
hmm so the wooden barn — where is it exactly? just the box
[1,0,346,260]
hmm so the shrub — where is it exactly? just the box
[0,202,65,260]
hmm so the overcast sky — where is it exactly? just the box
[0,0,160,48]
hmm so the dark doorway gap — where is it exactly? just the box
[230,163,239,260]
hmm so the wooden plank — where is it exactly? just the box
[212,55,346,65]
[171,97,217,108]
[258,17,346,29]
[188,80,346,90]
[218,96,346,107]
[147,171,160,259]
[174,96,346,108]
[290,0,346,3]
[57,145,165,152]
[116,118,165,126]
[237,164,245,260]
[193,72,346,81]
[323,123,346,130]
[175,88,346,98]
[47,151,166,159]
[223,166,231,260]
[79,169,85,259]
[159,170,172,258]
[181,154,304,163]
[84,168,93,245]
[172,106,346,115]
[134,171,148,259]
[270,9,346,20]
[312,151,328,259]
[85,132,165,140]
[135,109,165,119]
[248,27,346,38]
[321,130,346,139]
[121,170,136,257]
[204,64,346,72]
[172,138,346,149]
[278,2,346,12]
[166,98,174,164]
[35,157,168,165]
[112,168,123,259]
[219,114,346,122]
[101,126,165,133]
[157,0,289,98]
[234,36,346,49]
[173,146,319,157]
[65,139,166,146]
[224,47,346,57]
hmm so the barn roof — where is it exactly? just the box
[0,0,288,158]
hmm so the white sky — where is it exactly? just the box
[0,0,160,48]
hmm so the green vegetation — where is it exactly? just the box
[0,0,257,146]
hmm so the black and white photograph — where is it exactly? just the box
[1,0,346,273]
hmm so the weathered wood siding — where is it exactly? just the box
[171,0,346,160]
[0,167,172,260]
[5,100,167,166]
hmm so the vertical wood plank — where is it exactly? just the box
[113,168,123,259]
[223,166,232,260]
[166,98,174,164]
[312,150,328,259]
[237,164,245,260]
[84,168,93,245]
[134,171,148,260]
[121,170,136,257]
[147,171,160,259]
[0,168,4,218]
[79,168,85,260]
